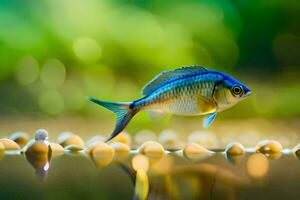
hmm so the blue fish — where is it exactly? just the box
[87,66,251,142]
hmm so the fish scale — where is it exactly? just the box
[137,74,218,115]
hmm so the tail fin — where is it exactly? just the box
[86,96,137,142]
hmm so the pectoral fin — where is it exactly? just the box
[203,112,218,128]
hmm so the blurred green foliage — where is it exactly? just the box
[0,0,300,120]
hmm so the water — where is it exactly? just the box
[0,151,299,200]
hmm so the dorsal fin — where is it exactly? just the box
[142,65,207,95]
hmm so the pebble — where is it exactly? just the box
[25,141,49,155]
[86,142,114,156]
[49,142,64,154]
[91,142,115,168]
[183,143,213,160]
[225,142,245,155]
[25,129,50,155]
[138,141,164,157]
[159,130,183,149]
[64,144,84,152]
[35,129,49,141]
[255,140,282,154]
[188,131,218,148]
[0,138,21,150]
[58,132,84,148]
[10,132,29,147]
[132,155,149,172]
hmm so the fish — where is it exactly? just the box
[86,66,251,142]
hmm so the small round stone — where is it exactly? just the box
[0,138,20,150]
[10,132,29,147]
[183,143,213,160]
[57,132,84,148]
[25,141,49,155]
[111,132,131,145]
[49,142,64,154]
[225,142,245,155]
[138,141,164,157]
[132,155,149,172]
[35,129,49,141]
[91,143,115,168]
[86,142,114,155]
[256,140,282,154]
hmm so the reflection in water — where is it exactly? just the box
[23,129,52,181]
[1,149,298,200]
[118,153,248,200]
[0,143,4,159]
[264,152,282,160]
[150,155,173,175]
[165,164,247,200]
[224,153,244,164]
[225,142,245,156]
[292,144,300,162]
[132,155,149,200]
[247,153,269,179]
[25,147,52,181]
[110,142,130,161]
[134,170,149,200]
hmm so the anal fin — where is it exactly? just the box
[203,112,218,128]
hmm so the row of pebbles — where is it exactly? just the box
[0,130,299,161]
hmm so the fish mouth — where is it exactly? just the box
[242,90,251,97]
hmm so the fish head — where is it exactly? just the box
[213,75,251,111]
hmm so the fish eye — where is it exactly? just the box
[231,85,244,96]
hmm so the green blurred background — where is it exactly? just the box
[0,0,300,139]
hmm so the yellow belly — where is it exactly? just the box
[144,95,216,116]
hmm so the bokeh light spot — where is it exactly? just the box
[247,153,269,178]
[40,59,66,88]
[38,90,64,115]
[15,56,39,85]
[132,155,149,172]
[73,37,102,63]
